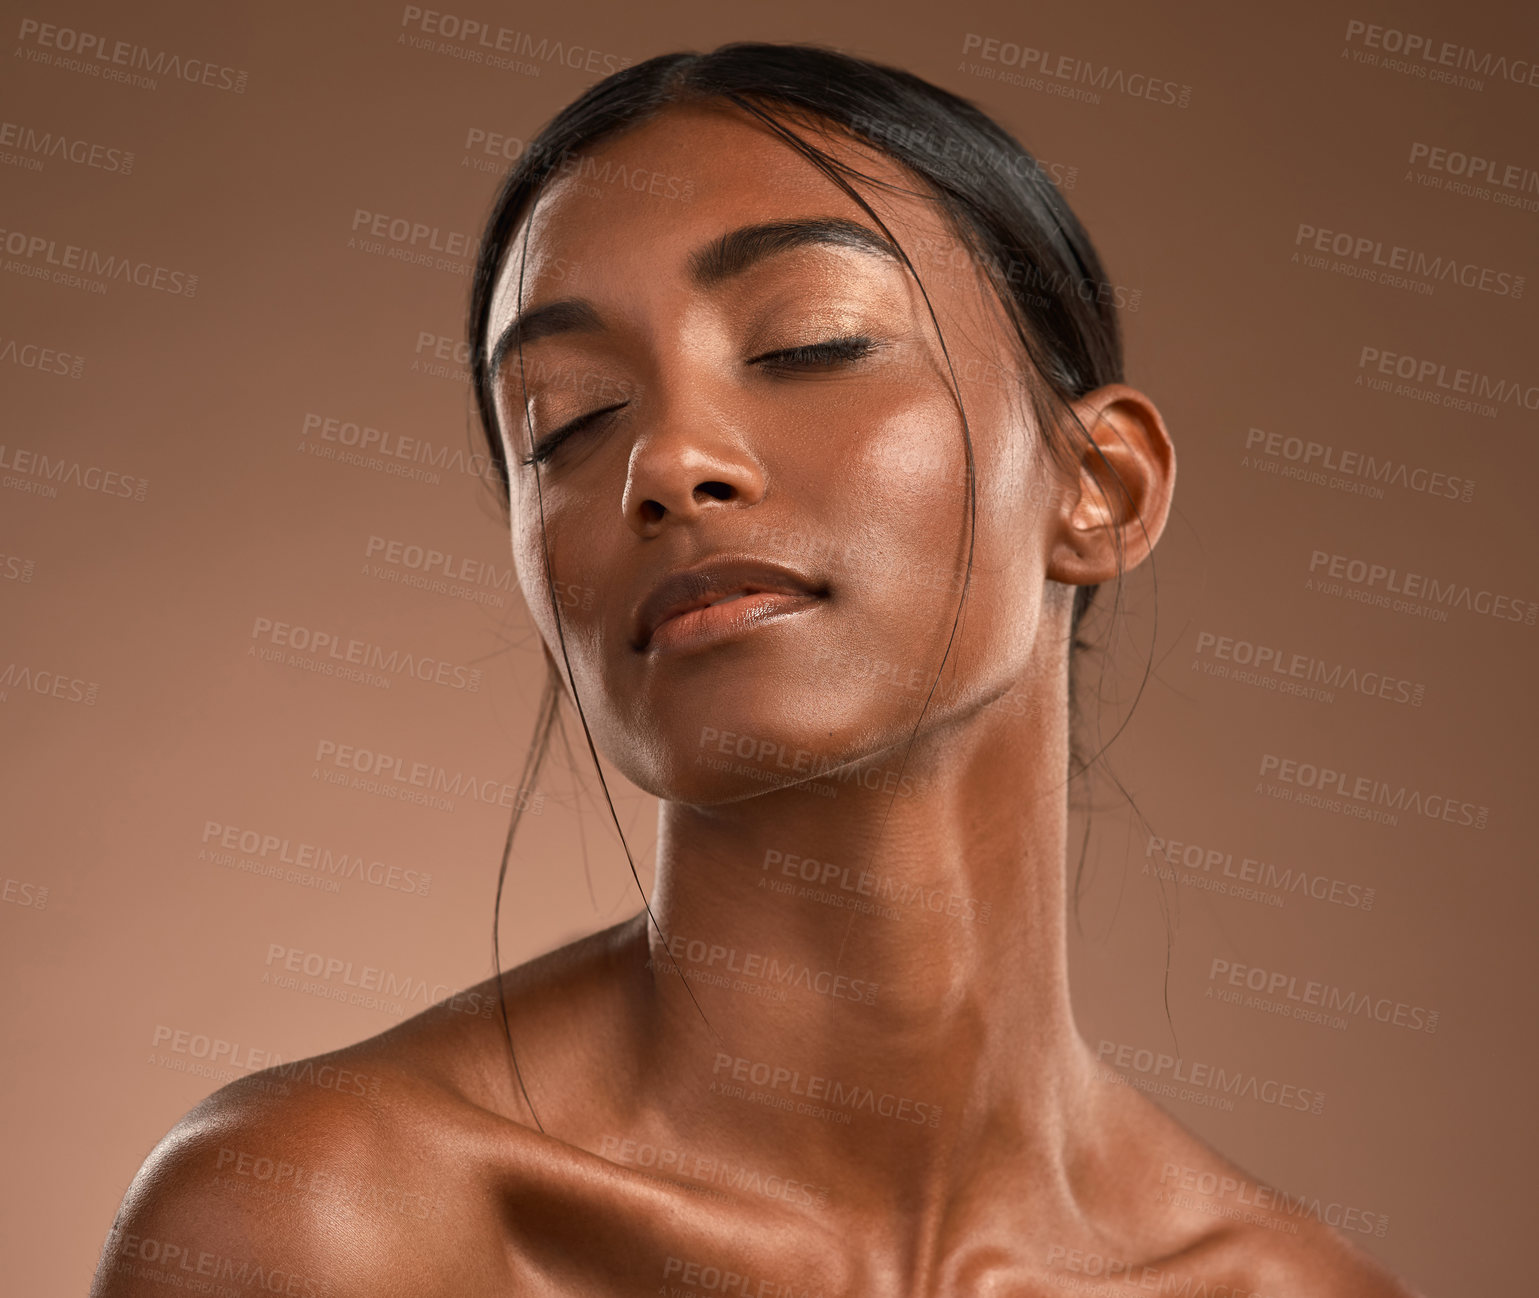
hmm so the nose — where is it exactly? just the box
[621,388,767,536]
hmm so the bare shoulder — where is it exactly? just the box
[1161,1212,1429,1298]
[1081,1072,1423,1298]
[92,922,645,1298]
[1160,1217,1424,1297]
[90,1037,512,1298]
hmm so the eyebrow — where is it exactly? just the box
[488,298,604,376]
[488,216,899,377]
[689,216,898,285]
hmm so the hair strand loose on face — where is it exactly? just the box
[468,42,1164,1124]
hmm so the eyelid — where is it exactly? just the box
[521,401,628,466]
[519,334,880,467]
[747,333,880,366]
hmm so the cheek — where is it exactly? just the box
[771,391,976,668]
[849,367,966,489]
[862,416,967,513]
[842,386,973,560]
[509,500,562,645]
[841,384,1047,665]
[509,493,612,667]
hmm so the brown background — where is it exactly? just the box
[3,0,1535,1293]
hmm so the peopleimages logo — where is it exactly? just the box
[1408,142,1539,193]
[200,820,432,897]
[761,848,991,924]
[1245,426,1475,502]
[0,335,84,378]
[14,17,250,93]
[1145,835,1375,911]
[149,1024,383,1097]
[298,411,497,483]
[1157,1163,1390,1238]
[1405,140,1539,214]
[311,737,545,815]
[1293,222,1524,297]
[365,535,517,593]
[0,444,148,501]
[362,532,534,610]
[248,614,483,692]
[0,660,99,705]
[844,111,1079,191]
[1356,346,1539,414]
[653,933,878,1006]
[1208,958,1439,1034]
[959,32,1193,108]
[1096,1039,1325,1114]
[1258,753,1489,830]
[661,1255,824,1298]
[0,226,198,296]
[0,120,134,174]
[697,726,935,800]
[397,5,632,76]
[1193,627,1427,707]
[1342,19,1539,91]
[710,1051,942,1128]
[599,1135,830,1208]
[110,1235,324,1298]
[350,209,474,259]
[262,943,495,1018]
[1306,549,1537,626]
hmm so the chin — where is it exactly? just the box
[600,687,904,807]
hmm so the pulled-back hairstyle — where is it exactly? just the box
[470,40,1128,585]
[465,42,1145,1126]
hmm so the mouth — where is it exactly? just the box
[633,558,828,652]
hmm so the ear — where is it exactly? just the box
[1044,383,1176,588]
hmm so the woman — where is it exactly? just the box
[93,44,1415,1297]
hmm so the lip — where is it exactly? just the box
[632,556,827,652]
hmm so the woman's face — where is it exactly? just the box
[486,102,1081,804]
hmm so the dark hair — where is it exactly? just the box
[469,42,1128,546]
[465,43,1144,1124]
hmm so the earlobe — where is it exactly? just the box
[1044,384,1176,589]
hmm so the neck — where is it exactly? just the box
[624,669,1097,1221]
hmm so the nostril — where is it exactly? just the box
[639,499,666,525]
[695,481,734,502]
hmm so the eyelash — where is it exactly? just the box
[519,402,625,467]
[519,333,879,467]
[750,333,878,371]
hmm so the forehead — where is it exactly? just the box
[486,101,966,330]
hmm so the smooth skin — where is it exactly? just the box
[94,103,1419,1297]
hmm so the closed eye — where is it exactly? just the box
[520,401,627,467]
[519,335,879,468]
[749,334,880,371]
